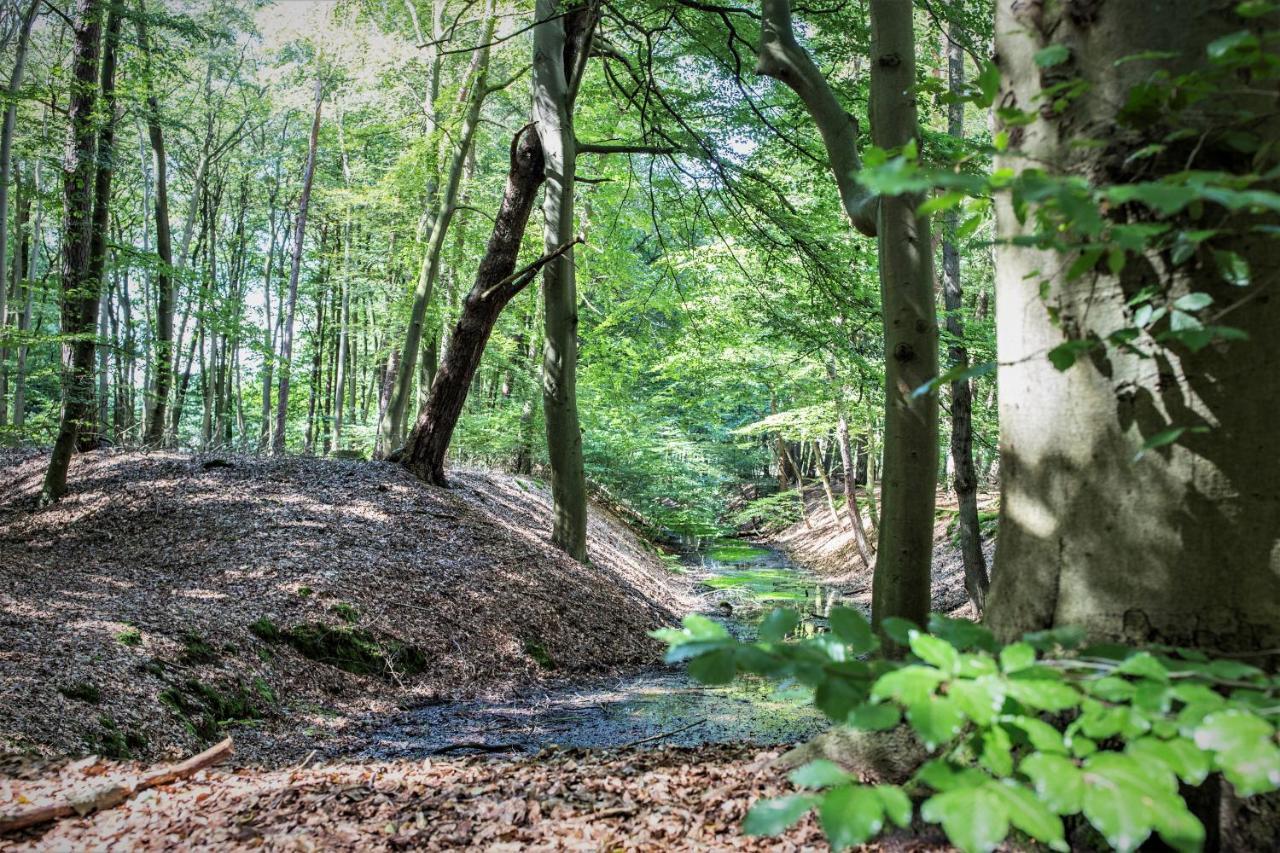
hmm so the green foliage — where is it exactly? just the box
[116,627,142,647]
[657,611,1280,852]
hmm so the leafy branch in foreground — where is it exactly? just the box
[654,610,1280,852]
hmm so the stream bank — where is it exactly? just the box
[331,543,836,759]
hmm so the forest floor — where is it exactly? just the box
[1,451,983,850]
[0,449,690,765]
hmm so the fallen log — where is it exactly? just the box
[0,737,233,835]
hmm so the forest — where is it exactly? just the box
[0,0,1277,849]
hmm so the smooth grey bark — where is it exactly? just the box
[867,0,938,633]
[986,1,1280,653]
[941,24,989,614]
[379,0,499,454]
[533,0,595,562]
[274,77,324,454]
[41,0,105,503]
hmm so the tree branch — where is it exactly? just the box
[481,236,585,301]
[756,0,878,236]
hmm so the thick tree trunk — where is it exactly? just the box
[274,78,324,454]
[533,0,595,562]
[400,127,548,485]
[941,24,989,614]
[41,0,106,503]
[867,0,938,633]
[986,1,1280,652]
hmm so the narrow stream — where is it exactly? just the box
[350,544,833,759]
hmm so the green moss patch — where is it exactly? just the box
[251,619,427,681]
[523,639,556,669]
[179,631,219,665]
[159,677,271,742]
[90,715,147,759]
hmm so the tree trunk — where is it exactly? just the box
[41,0,106,503]
[13,159,42,432]
[274,78,324,454]
[379,0,497,454]
[332,218,350,450]
[828,363,875,568]
[136,1,176,447]
[533,0,595,562]
[399,126,548,485]
[941,24,989,614]
[866,0,938,633]
[0,0,39,430]
[986,1,1280,653]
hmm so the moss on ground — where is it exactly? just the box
[250,618,427,680]
[159,677,271,742]
[90,714,148,759]
[179,630,220,665]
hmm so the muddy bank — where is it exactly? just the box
[0,450,691,764]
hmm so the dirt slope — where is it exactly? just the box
[0,450,690,763]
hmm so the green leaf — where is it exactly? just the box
[999,642,1036,673]
[921,787,1010,853]
[909,631,960,674]
[974,60,1001,108]
[1047,340,1094,371]
[1195,710,1280,795]
[1034,44,1070,67]
[980,724,1013,776]
[816,677,865,723]
[1117,652,1170,682]
[911,361,996,399]
[1237,1,1277,17]
[875,785,913,828]
[1207,29,1259,61]
[688,647,736,684]
[1020,753,1084,814]
[908,695,966,750]
[919,191,967,216]
[819,785,885,851]
[1126,736,1210,786]
[1172,292,1212,312]
[872,665,946,705]
[988,781,1068,851]
[1134,426,1188,460]
[759,607,800,643]
[743,794,816,837]
[1003,714,1068,754]
[789,760,853,789]
[927,615,997,652]
[829,606,876,654]
[950,675,1006,726]
[1107,182,1199,216]
[847,702,901,731]
[1081,776,1153,852]
[1214,249,1251,286]
[1006,677,1082,712]
[880,617,918,646]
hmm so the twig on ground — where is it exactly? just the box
[615,718,707,749]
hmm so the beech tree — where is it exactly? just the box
[984,1,1280,651]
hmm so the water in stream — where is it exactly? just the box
[352,544,832,759]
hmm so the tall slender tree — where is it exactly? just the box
[274,77,324,454]
[41,0,107,503]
